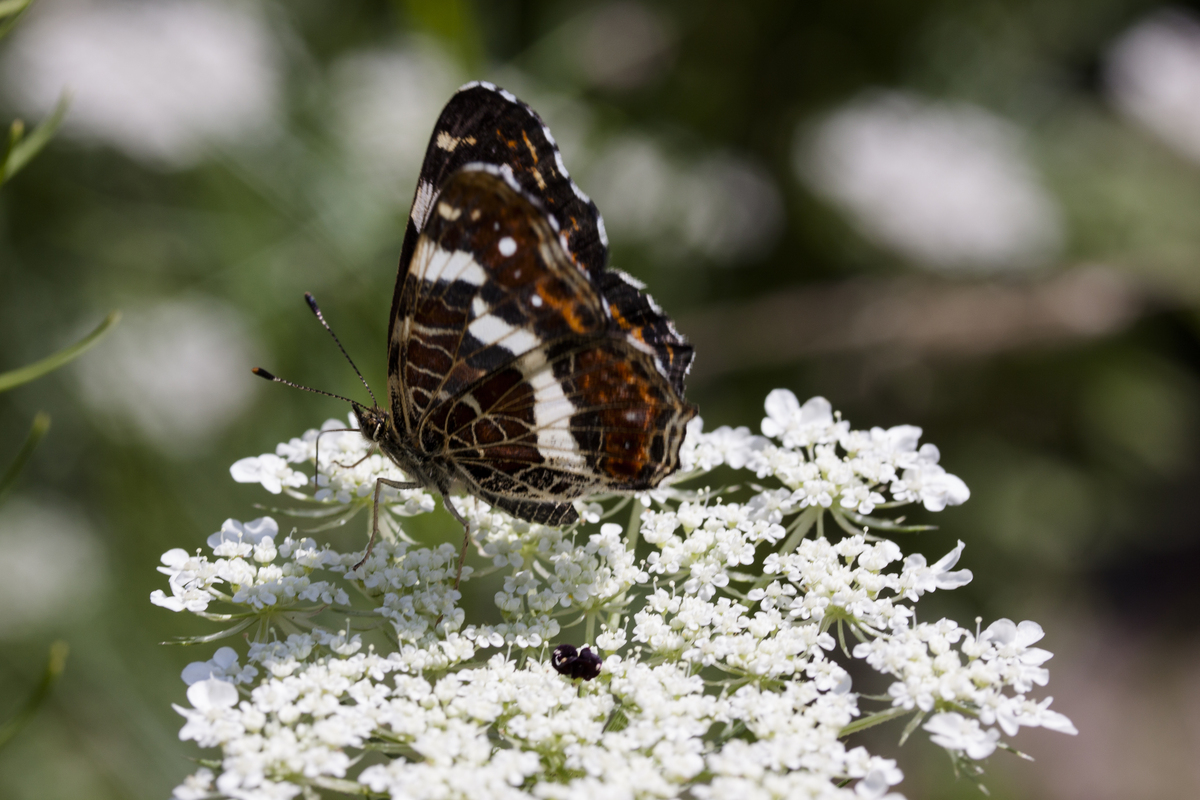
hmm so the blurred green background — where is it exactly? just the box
[3,0,1200,797]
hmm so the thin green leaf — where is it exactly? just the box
[602,704,629,733]
[898,709,927,745]
[2,119,23,173]
[836,619,851,658]
[0,310,120,392]
[1,91,69,183]
[0,640,68,751]
[0,0,33,40]
[0,0,33,16]
[0,411,49,501]
[162,618,254,645]
[831,509,868,536]
[997,741,1034,761]
[310,776,371,795]
[838,705,910,737]
[843,510,936,533]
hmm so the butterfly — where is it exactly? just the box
[255,82,696,583]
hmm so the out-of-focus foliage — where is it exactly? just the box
[1,1,1199,798]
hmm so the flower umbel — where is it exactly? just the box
[158,390,1074,800]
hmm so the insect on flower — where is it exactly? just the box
[253,83,696,584]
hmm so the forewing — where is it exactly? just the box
[390,168,608,435]
[406,82,607,276]
[386,83,608,399]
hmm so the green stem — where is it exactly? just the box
[0,310,120,392]
[838,704,910,737]
[0,640,68,751]
[625,496,643,552]
[0,411,49,501]
[0,0,34,42]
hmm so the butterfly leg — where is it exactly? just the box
[313,427,358,486]
[440,495,473,591]
[333,446,376,470]
[353,477,423,571]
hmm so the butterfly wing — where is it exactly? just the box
[387,83,608,419]
[394,168,694,521]
[439,335,695,522]
[392,167,607,433]
[597,270,694,396]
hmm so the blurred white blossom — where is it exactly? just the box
[75,297,262,454]
[0,499,105,638]
[800,92,1062,273]
[2,0,282,167]
[573,1,676,91]
[330,41,463,189]
[321,40,464,253]
[923,713,1001,759]
[157,389,1073,799]
[587,136,782,264]
[1106,9,1200,165]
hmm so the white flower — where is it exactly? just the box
[171,767,215,800]
[182,647,258,686]
[1106,10,1200,165]
[923,713,1001,759]
[1001,695,1078,736]
[157,389,1074,797]
[230,454,308,495]
[800,91,1061,272]
[681,417,770,472]
[898,540,973,599]
[3,0,282,167]
[761,391,844,448]
[0,500,106,637]
[887,442,970,511]
[74,298,262,453]
[585,136,783,263]
[175,678,242,748]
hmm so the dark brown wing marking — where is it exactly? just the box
[392,169,609,436]
[599,270,695,396]
[386,83,609,432]
[425,336,695,514]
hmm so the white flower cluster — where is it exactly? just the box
[157,390,1075,800]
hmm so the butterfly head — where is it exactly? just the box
[352,403,391,444]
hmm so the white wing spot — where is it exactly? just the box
[528,358,583,466]
[498,236,517,257]
[468,314,540,355]
[531,294,543,308]
[411,179,436,230]
[415,239,486,286]
[461,162,522,193]
[437,202,461,220]
[614,269,647,290]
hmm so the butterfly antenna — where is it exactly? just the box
[304,292,380,408]
[251,368,361,407]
